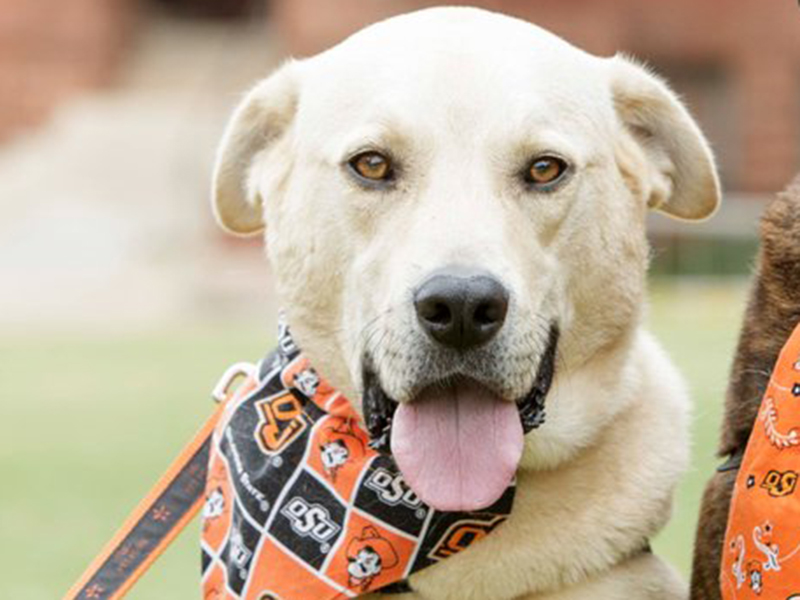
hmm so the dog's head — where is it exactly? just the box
[211,8,719,510]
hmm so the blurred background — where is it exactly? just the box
[0,0,798,597]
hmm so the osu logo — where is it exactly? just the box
[254,392,306,453]
[761,469,798,497]
[429,516,505,561]
[281,497,341,542]
[365,468,422,509]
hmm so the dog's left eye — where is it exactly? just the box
[348,151,394,183]
[524,156,568,189]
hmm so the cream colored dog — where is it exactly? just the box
[211,7,719,599]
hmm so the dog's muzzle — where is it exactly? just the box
[363,323,560,452]
[362,323,559,511]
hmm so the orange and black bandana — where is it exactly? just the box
[722,321,800,599]
[201,321,516,599]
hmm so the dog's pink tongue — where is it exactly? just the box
[391,381,523,512]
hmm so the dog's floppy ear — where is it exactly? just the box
[609,55,721,221]
[212,61,299,235]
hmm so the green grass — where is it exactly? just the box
[648,279,748,574]
[0,279,749,598]
[0,326,273,599]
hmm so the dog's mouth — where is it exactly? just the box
[362,324,559,511]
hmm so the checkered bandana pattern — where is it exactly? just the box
[201,320,515,599]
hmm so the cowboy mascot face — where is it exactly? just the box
[346,527,400,592]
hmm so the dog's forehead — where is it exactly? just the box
[296,8,611,141]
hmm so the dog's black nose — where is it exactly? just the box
[414,268,509,350]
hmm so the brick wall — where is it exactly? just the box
[2,0,796,193]
[269,0,800,193]
[0,0,136,140]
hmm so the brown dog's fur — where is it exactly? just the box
[691,174,800,599]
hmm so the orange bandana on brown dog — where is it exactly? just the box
[722,322,800,599]
[201,321,518,599]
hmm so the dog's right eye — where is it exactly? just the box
[348,151,394,183]
[523,155,569,190]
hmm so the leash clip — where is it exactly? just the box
[211,362,257,403]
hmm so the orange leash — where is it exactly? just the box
[64,364,255,600]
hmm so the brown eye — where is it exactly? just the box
[525,156,568,188]
[349,151,393,182]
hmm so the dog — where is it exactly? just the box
[211,7,720,599]
[691,175,800,599]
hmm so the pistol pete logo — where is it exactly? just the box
[761,469,798,498]
[429,517,505,561]
[280,497,341,543]
[365,468,423,509]
[254,391,307,453]
[345,526,400,592]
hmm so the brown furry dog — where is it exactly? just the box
[691,175,800,599]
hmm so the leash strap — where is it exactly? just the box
[63,406,221,600]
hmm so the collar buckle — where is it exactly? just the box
[211,362,257,403]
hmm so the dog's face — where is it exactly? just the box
[212,8,719,509]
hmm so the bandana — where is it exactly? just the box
[722,321,800,599]
[200,321,522,599]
